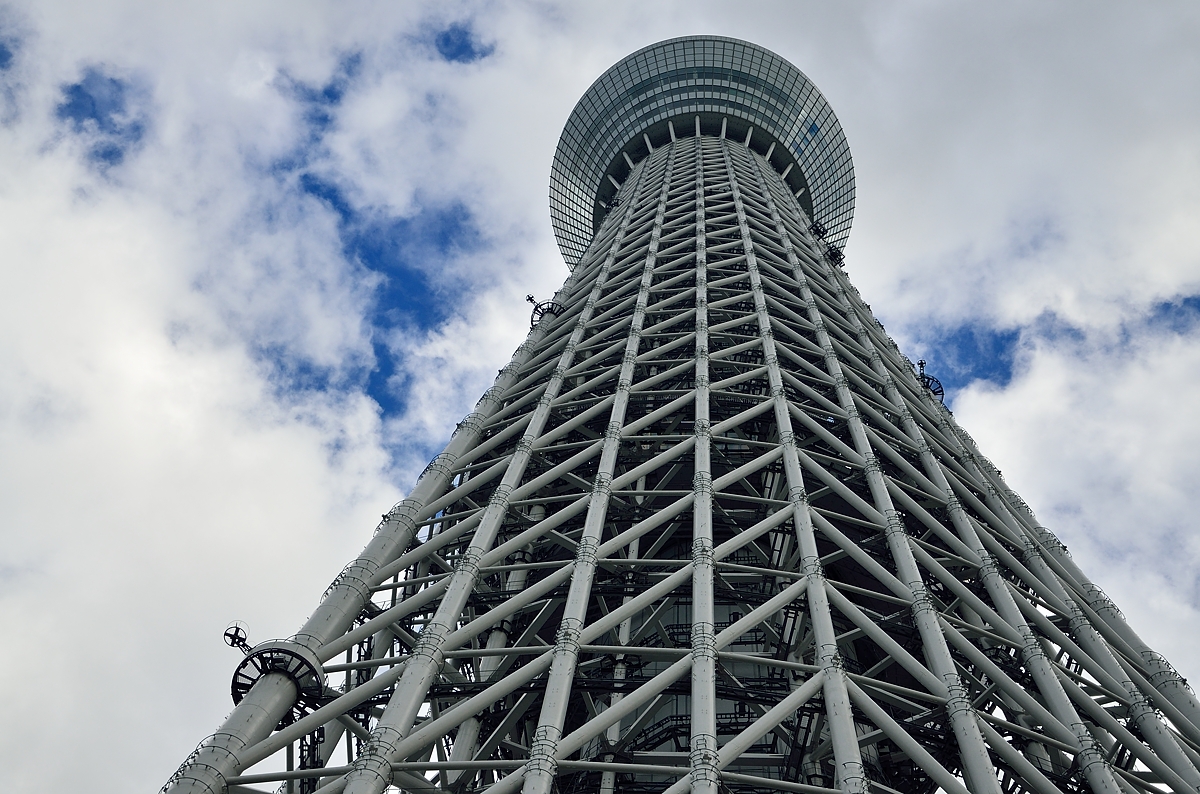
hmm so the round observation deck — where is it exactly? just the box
[550,36,855,270]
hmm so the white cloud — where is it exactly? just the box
[955,320,1200,681]
[0,1,1199,790]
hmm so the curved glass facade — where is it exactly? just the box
[550,36,855,269]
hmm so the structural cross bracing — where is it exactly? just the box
[165,128,1200,794]
[164,38,1200,794]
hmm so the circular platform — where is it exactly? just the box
[551,36,855,269]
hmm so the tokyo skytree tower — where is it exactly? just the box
[165,36,1200,794]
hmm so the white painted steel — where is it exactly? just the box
[166,87,1200,794]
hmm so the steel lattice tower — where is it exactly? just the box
[165,37,1200,794]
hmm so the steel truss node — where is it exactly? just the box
[164,37,1200,794]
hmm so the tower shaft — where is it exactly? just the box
[165,36,1200,794]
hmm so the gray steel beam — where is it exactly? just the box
[166,43,1200,794]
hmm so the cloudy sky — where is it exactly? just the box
[2,2,1200,790]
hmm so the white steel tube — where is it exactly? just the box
[340,155,658,794]
[688,135,720,794]
[521,140,679,794]
[723,137,868,794]
[742,148,1000,794]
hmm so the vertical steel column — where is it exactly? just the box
[778,152,1151,792]
[941,425,1163,792]
[521,140,679,794]
[802,208,1129,794]
[339,153,658,794]
[446,533,535,786]
[903,354,1200,786]
[688,134,720,794]
[165,36,1200,794]
[740,148,1000,794]
[938,402,1200,787]
[721,138,868,794]
[163,265,592,794]
[597,531,639,794]
[952,417,1200,737]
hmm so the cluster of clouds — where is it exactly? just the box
[0,1,1198,790]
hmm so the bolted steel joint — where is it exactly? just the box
[527,725,562,777]
[592,471,614,498]
[477,386,503,410]
[324,560,376,601]
[1019,625,1047,660]
[978,555,1001,581]
[554,618,584,658]
[454,547,484,580]
[346,729,403,789]
[817,642,844,670]
[689,736,721,785]
[838,762,871,794]
[376,499,422,537]
[1034,526,1070,556]
[943,680,975,719]
[863,456,883,479]
[160,733,246,794]
[691,622,718,662]
[421,452,458,481]
[909,589,936,618]
[574,535,600,568]
[488,484,514,510]
[161,762,226,794]
[1069,725,1109,775]
[411,622,451,666]
[1082,583,1124,620]
[457,412,485,435]
[1142,650,1191,690]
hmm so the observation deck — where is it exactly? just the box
[550,35,855,270]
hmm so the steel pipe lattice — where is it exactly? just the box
[165,36,1200,794]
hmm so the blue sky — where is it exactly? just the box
[53,22,510,469]
[2,3,1200,791]
[55,66,147,165]
[250,44,491,425]
[434,21,495,63]
[907,291,1200,399]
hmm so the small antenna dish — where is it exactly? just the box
[223,621,251,653]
